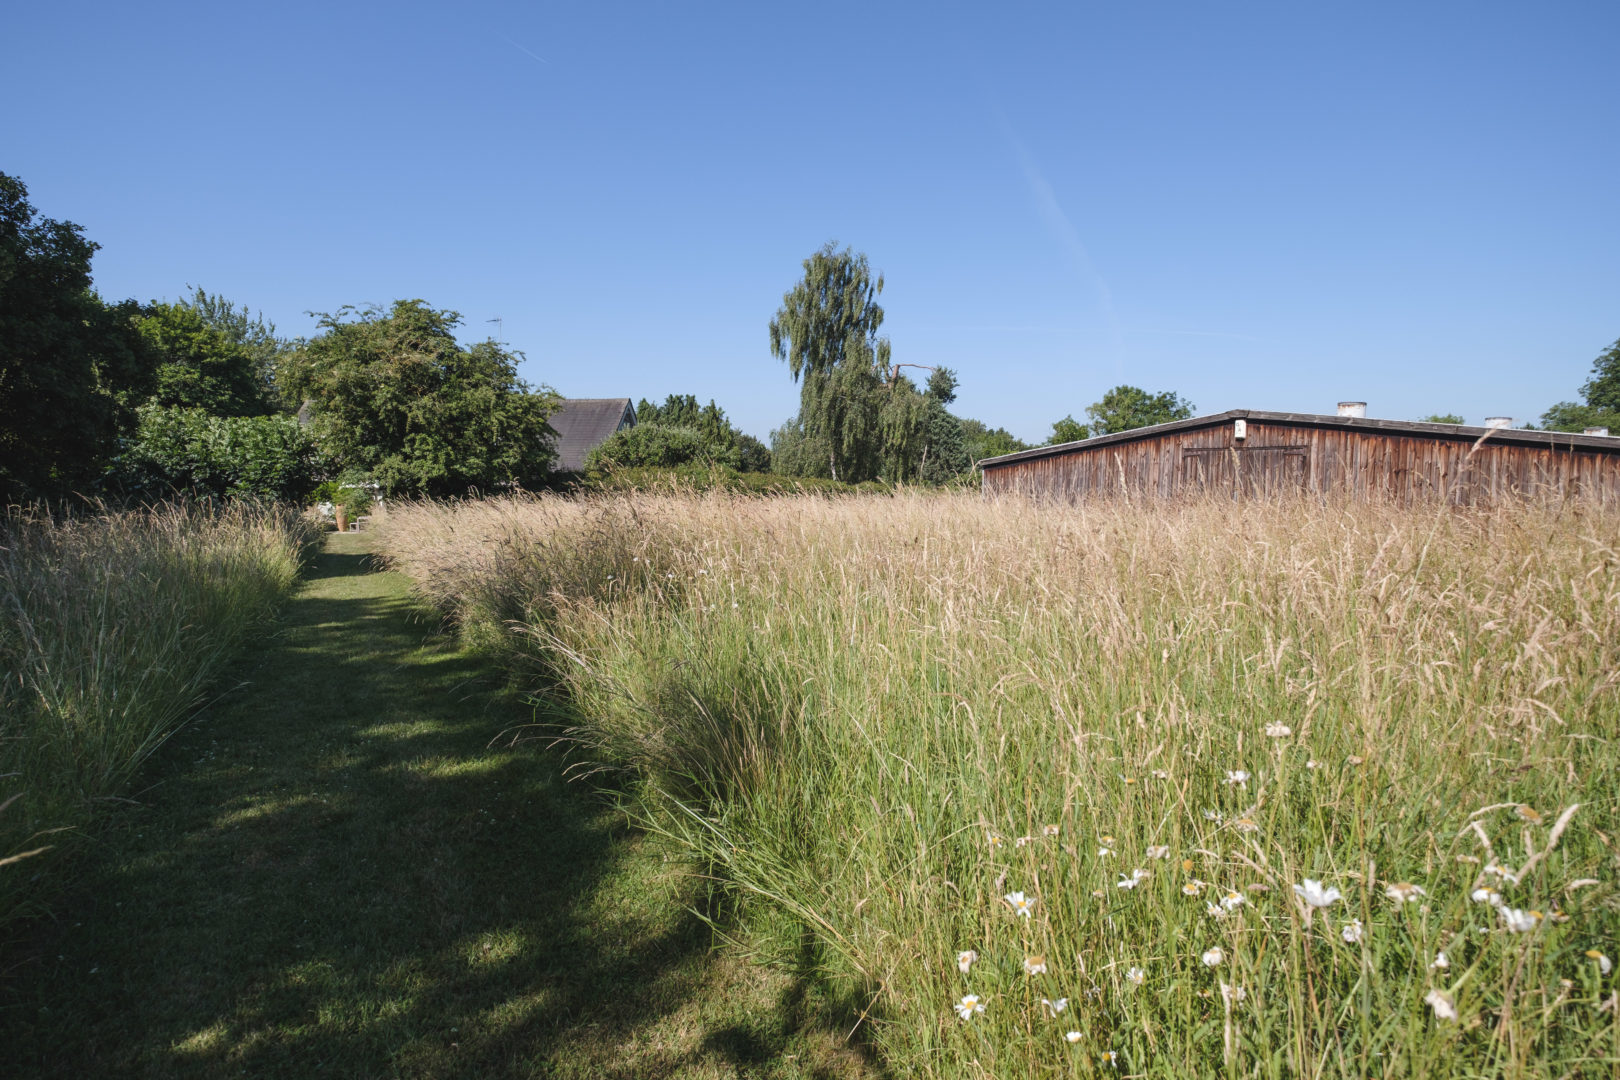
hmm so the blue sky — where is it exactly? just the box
[6,1,1617,443]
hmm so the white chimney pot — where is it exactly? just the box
[1337,401,1367,418]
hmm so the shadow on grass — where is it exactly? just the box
[1,541,881,1080]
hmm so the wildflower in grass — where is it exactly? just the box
[1206,902,1226,919]
[1471,886,1503,906]
[1430,952,1450,970]
[1024,954,1047,976]
[1220,981,1246,1004]
[954,994,986,1020]
[1425,988,1458,1022]
[1265,722,1292,737]
[1232,816,1259,833]
[1042,823,1060,837]
[1043,996,1068,1015]
[1587,950,1612,975]
[1151,768,1170,780]
[1515,804,1543,825]
[1126,966,1145,987]
[1341,919,1364,944]
[1014,835,1033,848]
[1005,891,1036,918]
[957,950,978,974]
[1120,774,1137,785]
[1499,907,1542,933]
[1547,907,1571,924]
[1224,769,1250,787]
[1384,881,1426,903]
[1118,868,1148,889]
[1182,880,1206,897]
[1091,888,1105,899]
[1101,1050,1119,1067]
[1293,879,1341,908]
[1346,755,1364,766]
[1484,859,1520,885]
[1306,759,1320,769]
[1098,844,1114,857]
[1455,854,1480,864]
[987,831,1005,850]
[1099,833,1116,845]
[1146,844,1169,859]
[1182,859,1196,873]
[1202,946,1224,967]
[1202,809,1223,822]
[1065,1030,1083,1043]
[1220,890,1246,912]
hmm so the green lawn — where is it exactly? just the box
[0,532,876,1079]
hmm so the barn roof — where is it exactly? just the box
[548,398,636,472]
[978,410,1620,468]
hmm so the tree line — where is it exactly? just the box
[7,172,1613,506]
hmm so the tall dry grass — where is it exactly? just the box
[0,502,322,926]
[381,491,1620,1078]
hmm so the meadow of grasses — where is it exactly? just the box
[0,502,322,927]
[381,490,1620,1078]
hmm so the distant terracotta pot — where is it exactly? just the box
[335,506,349,531]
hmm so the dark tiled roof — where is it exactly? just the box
[549,398,635,472]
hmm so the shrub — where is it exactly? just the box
[108,404,324,502]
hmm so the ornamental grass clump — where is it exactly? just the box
[0,502,320,927]
[381,490,1620,1078]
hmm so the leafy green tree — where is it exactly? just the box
[108,403,323,501]
[0,172,155,502]
[1417,413,1465,425]
[279,301,560,497]
[587,425,724,470]
[137,299,277,417]
[958,419,1031,463]
[632,394,771,471]
[1541,339,1620,433]
[769,244,890,481]
[1047,415,1090,444]
[1083,385,1195,435]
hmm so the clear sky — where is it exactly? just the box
[6,1,1617,443]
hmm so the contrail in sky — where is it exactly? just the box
[998,120,1127,383]
[504,38,550,66]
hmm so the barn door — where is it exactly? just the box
[1181,445,1309,496]
[1238,446,1309,496]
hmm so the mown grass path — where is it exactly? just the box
[2,533,874,1079]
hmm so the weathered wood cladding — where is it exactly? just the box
[981,415,1620,505]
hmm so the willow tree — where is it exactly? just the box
[769,244,890,481]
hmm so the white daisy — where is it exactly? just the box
[1499,907,1542,933]
[1341,919,1364,944]
[1004,891,1036,918]
[1065,1030,1083,1043]
[956,949,977,974]
[1384,882,1426,903]
[954,994,986,1020]
[1425,988,1458,1021]
[1117,868,1148,889]
[1264,722,1292,737]
[1202,946,1224,967]
[1023,954,1047,976]
[1293,879,1341,908]
[1220,981,1246,1004]
[1043,996,1068,1015]
[1146,844,1170,860]
[1125,966,1145,987]
[1430,951,1449,970]
[1220,890,1246,912]
[1587,950,1613,976]
[1224,770,1250,787]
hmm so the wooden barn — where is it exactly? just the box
[979,409,1620,505]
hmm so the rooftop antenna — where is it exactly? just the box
[487,316,503,344]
